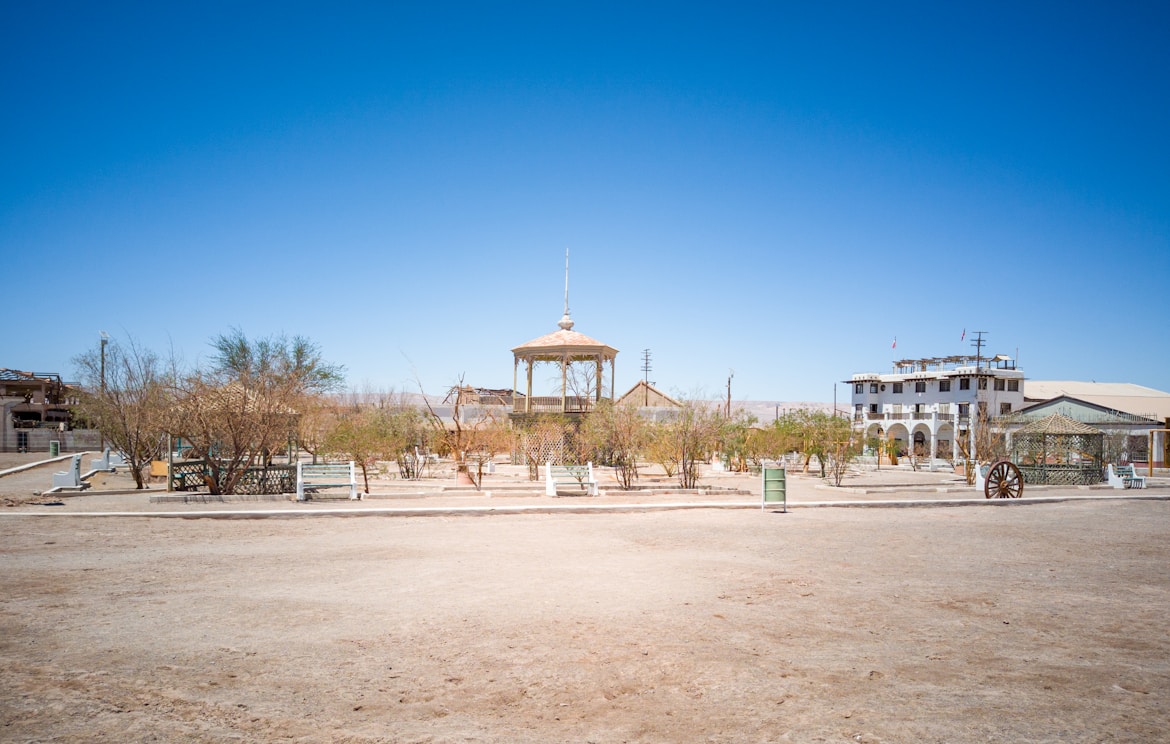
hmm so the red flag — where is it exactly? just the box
[892,336,897,349]
[961,328,966,342]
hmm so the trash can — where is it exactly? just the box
[762,466,786,512]
[49,440,60,457]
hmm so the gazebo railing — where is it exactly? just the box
[513,396,599,414]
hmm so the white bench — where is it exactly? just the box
[89,447,124,472]
[51,454,86,490]
[545,462,598,496]
[296,461,360,501]
[1107,463,1146,490]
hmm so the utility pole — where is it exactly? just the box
[969,330,987,462]
[971,330,987,369]
[640,349,653,406]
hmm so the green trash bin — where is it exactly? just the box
[762,466,786,512]
[49,440,60,457]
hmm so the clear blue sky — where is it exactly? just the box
[3,2,1168,401]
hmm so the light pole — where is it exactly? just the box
[99,331,109,452]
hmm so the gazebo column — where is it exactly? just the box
[560,353,567,413]
[595,356,602,402]
[526,359,533,414]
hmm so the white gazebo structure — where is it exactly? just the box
[510,255,617,418]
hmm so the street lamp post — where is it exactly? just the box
[99,331,108,452]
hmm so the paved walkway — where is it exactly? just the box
[2,453,1166,518]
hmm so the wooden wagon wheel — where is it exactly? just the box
[984,460,1024,499]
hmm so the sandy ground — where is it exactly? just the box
[2,454,1169,742]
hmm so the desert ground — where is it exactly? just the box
[2,454,1169,742]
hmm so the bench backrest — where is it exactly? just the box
[300,464,354,482]
[549,465,589,477]
[296,461,357,500]
[1115,464,1135,477]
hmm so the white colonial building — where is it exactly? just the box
[846,354,1025,464]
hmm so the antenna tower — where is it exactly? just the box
[970,330,987,369]
[641,349,653,384]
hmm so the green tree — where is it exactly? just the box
[717,409,758,471]
[651,401,724,489]
[169,330,344,495]
[579,399,649,489]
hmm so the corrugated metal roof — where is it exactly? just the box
[1025,381,1170,420]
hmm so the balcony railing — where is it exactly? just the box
[861,410,972,423]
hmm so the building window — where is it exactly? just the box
[914,381,926,393]
[854,383,863,394]
[913,403,925,414]
[994,379,1005,391]
[959,403,970,416]
[1000,402,1012,415]
[870,383,878,394]
[938,403,951,415]
[869,403,878,413]
[939,380,951,392]
[959,377,970,391]
[978,378,988,390]
[1008,379,1019,392]
[892,382,903,394]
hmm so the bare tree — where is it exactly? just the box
[422,375,513,490]
[649,400,724,489]
[72,337,168,489]
[578,399,648,490]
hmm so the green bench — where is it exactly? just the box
[1108,463,1146,490]
[296,461,359,501]
[545,462,599,496]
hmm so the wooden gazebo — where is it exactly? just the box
[511,308,617,418]
[1011,413,1105,486]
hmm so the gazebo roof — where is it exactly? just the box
[1015,413,1101,436]
[512,328,617,357]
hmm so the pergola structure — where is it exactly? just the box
[510,308,617,419]
[1011,413,1105,486]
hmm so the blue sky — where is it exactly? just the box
[3,2,1168,402]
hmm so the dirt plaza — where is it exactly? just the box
[2,455,1169,742]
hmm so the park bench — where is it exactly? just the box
[51,453,87,491]
[89,448,124,472]
[544,461,598,496]
[1107,463,1146,490]
[296,461,360,501]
